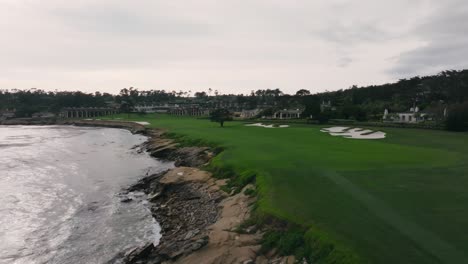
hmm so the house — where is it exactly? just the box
[320,101,336,112]
[383,107,427,123]
[272,109,301,119]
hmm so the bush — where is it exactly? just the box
[261,230,308,257]
[244,187,257,196]
[446,102,468,131]
[316,111,332,124]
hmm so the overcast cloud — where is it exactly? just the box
[0,0,467,94]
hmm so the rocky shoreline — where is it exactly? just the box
[119,126,264,264]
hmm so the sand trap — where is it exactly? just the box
[245,123,289,128]
[321,127,386,139]
[320,126,349,133]
[133,121,150,126]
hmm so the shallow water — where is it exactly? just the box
[0,126,173,264]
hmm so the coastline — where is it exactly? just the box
[118,122,265,264]
[1,119,298,264]
[1,119,264,263]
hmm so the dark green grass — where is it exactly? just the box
[108,114,468,263]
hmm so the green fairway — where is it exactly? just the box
[113,114,468,263]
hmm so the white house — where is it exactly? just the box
[273,109,301,119]
[320,101,336,112]
[239,109,260,119]
[384,107,427,123]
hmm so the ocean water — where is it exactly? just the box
[0,126,173,264]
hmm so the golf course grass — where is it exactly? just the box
[113,114,468,263]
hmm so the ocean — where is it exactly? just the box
[0,125,172,264]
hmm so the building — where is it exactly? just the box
[273,109,301,119]
[383,107,427,123]
[239,109,261,119]
[168,106,210,117]
[59,107,118,118]
[133,104,179,113]
[320,101,336,112]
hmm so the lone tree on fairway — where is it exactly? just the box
[210,108,233,127]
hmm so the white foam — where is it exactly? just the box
[321,126,386,139]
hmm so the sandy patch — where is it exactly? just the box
[81,119,149,126]
[321,127,386,139]
[133,121,150,126]
[245,123,289,128]
[321,126,349,133]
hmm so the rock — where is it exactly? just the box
[242,259,254,264]
[190,236,209,251]
[255,256,269,264]
[124,243,155,263]
[148,191,161,200]
[266,249,277,258]
[190,242,203,251]
[121,197,133,203]
[184,229,200,240]
[245,225,257,234]
[286,256,296,264]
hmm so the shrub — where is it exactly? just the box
[244,187,256,196]
[446,102,468,131]
[316,111,331,124]
[260,229,310,259]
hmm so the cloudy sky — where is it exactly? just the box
[1,0,467,94]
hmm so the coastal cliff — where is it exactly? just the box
[120,126,266,264]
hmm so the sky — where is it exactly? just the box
[0,0,467,95]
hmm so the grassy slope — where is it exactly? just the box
[113,114,468,263]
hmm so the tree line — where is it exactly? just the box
[1,69,468,130]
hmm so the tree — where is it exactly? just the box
[195,91,207,98]
[446,102,468,131]
[120,101,134,118]
[210,108,233,127]
[295,89,311,96]
[316,110,332,124]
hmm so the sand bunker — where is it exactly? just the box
[133,121,150,126]
[321,127,386,139]
[245,123,289,128]
[82,119,150,126]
